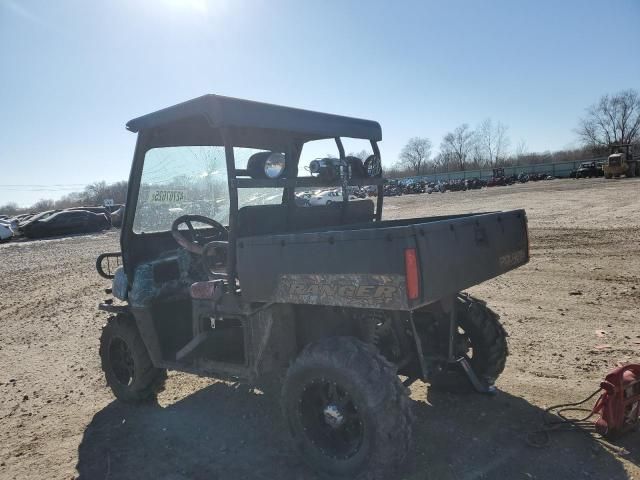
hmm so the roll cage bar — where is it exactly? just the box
[121,96,384,286]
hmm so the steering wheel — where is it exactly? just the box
[171,214,228,255]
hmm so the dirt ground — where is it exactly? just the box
[1,178,639,480]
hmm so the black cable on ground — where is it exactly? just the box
[526,388,602,448]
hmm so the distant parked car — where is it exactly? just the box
[575,161,603,178]
[350,187,368,199]
[0,217,19,231]
[444,179,467,192]
[14,213,35,223]
[382,183,403,196]
[465,178,486,189]
[66,206,112,220]
[308,189,357,206]
[22,210,110,239]
[402,180,426,194]
[17,209,60,232]
[0,223,13,242]
[110,205,125,227]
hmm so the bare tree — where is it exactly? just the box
[576,89,640,146]
[54,191,84,209]
[79,180,128,205]
[515,139,528,158]
[398,137,432,175]
[0,202,20,216]
[83,181,108,203]
[433,151,454,171]
[31,198,55,211]
[477,118,510,166]
[440,124,475,171]
[347,150,371,160]
[469,138,486,169]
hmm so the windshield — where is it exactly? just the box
[133,146,283,234]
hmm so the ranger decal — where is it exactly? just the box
[275,274,407,309]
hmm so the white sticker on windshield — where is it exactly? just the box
[148,190,186,203]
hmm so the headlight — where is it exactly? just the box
[247,152,286,179]
[264,152,285,178]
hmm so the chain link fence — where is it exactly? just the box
[401,157,607,183]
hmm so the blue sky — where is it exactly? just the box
[1,0,639,206]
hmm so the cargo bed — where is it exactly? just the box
[236,209,529,310]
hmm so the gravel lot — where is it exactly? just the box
[1,178,639,480]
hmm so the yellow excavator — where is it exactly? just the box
[603,144,638,178]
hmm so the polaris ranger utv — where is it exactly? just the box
[96,95,529,479]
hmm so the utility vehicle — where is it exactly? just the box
[96,95,529,479]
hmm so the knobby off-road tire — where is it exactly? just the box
[429,294,508,393]
[99,314,167,403]
[282,337,413,480]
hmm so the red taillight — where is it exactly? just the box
[404,248,420,300]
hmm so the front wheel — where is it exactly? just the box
[282,337,413,479]
[99,314,167,403]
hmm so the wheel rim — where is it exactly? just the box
[297,378,364,460]
[109,337,135,386]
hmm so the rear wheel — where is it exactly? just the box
[99,314,166,403]
[282,337,413,479]
[426,294,508,392]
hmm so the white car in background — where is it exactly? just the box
[0,217,19,230]
[0,223,13,243]
[308,189,358,206]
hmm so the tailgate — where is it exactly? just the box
[409,209,529,308]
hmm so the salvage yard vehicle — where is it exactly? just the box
[382,180,403,196]
[0,216,19,231]
[17,209,60,232]
[0,223,13,243]
[23,209,110,239]
[575,161,603,178]
[110,205,125,228]
[308,188,359,206]
[603,144,638,179]
[96,95,529,479]
[402,179,426,194]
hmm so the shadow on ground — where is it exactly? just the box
[77,382,636,480]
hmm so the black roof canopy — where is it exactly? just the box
[126,94,382,142]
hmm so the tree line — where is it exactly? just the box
[2,89,638,215]
[390,88,640,177]
[0,181,128,216]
